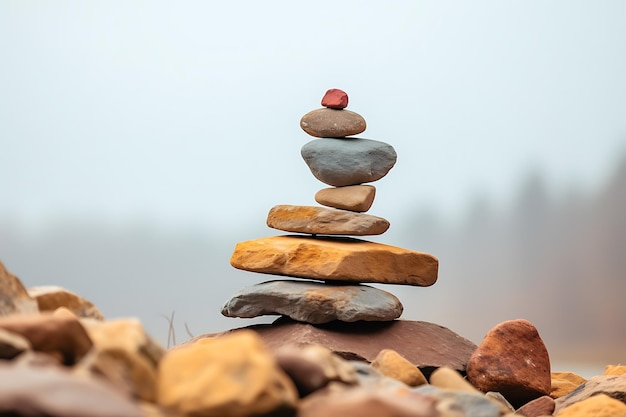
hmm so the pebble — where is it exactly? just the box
[266,204,389,236]
[221,279,403,323]
[315,185,376,212]
[371,349,427,387]
[230,235,439,287]
[300,108,366,138]
[321,88,349,109]
[466,319,552,408]
[301,137,397,186]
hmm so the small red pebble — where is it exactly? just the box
[321,89,349,109]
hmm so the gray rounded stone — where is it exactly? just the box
[221,280,403,324]
[301,138,397,186]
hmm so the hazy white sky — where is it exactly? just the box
[1,1,625,231]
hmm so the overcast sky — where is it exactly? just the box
[1,1,625,232]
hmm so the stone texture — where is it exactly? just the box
[298,383,440,417]
[516,395,555,417]
[0,353,144,417]
[0,259,38,316]
[190,318,477,375]
[315,185,376,212]
[300,108,366,138]
[28,285,104,320]
[321,88,348,109]
[429,366,481,394]
[466,319,551,408]
[554,373,626,413]
[604,364,626,375]
[76,347,157,402]
[301,138,397,186]
[230,235,438,287]
[413,385,502,417]
[158,330,298,417]
[371,349,427,387]
[550,371,587,398]
[275,344,357,397]
[555,393,626,417]
[266,204,389,236]
[221,280,403,323]
[0,327,31,359]
[0,312,93,365]
[81,318,165,368]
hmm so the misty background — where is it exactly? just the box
[1,2,625,374]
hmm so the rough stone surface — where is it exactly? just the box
[604,364,626,375]
[28,285,104,320]
[0,313,93,365]
[466,319,551,408]
[321,88,348,109]
[158,330,298,417]
[516,395,555,417]
[190,318,477,375]
[555,393,626,416]
[275,344,357,397]
[371,349,427,387]
[0,259,38,316]
[550,371,587,398]
[301,138,397,186]
[221,280,403,323]
[300,108,366,138]
[0,354,144,417]
[230,235,438,287]
[81,318,165,368]
[554,373,626,413]
[315,185,377,212]
[298,383,440,417]
[266,204,389,236]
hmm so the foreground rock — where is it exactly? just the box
[371,349,427,387]
[193,318,477,375]
[28,285,104,320]
[158,330,298,417]
[466,319,551,408]
[0,260,38,316]
[221,280,403,323]
[230,235,438,286]
[554,372,626,414]
[0,353,144,417]
[301,138,397,186]
[315,185,376,212]
[300,108,366,138]
[266,205,390,236]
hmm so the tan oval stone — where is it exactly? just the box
[157,330,298,417]
[230,235,439,287]
[28,285,104,320]
[429,367,479,393]
[266,205,389,236]
[315,185,376,212]
[371,349,427,387]
[300,108,366,138]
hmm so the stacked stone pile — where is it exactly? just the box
[223,89,439,326]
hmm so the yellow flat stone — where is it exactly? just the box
[230,235,438,287]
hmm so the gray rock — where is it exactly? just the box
[414,385,502,417]
[221,280,403,324]
[301,138,397,186]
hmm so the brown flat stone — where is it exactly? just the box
[266,205,389,236]
[230,235,438,287]
[300,108,366,138]
[188,318,477,375]
[315,185,376,212]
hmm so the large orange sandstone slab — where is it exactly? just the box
[230,235,438,286]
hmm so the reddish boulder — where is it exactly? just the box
[321,88,349,109]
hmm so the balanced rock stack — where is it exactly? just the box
[223,89,439,325]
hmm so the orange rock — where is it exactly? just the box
[230,235,438,286]
[372,349,427,387]
[604,365,626,376]
[28,285,104,320]
[266,204,389,236]
[550,371,587,398]
[0,260,38,316]
[554,393,626,416]
[315,185,376,212]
